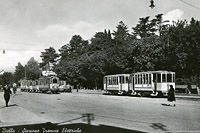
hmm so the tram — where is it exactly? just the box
[133,71,175,96]
[103,74,132,95]
[103,71,175,96]
[20,76,60,93]
[38,76,59,93]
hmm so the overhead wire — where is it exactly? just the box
[179,0,200,11]
[0,41,58,52]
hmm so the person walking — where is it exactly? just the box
[13,83,17,94]
[168,85,176,106]
[3,84,12,107]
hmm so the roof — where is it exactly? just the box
[134,70,175,74]
[0,70,4,75]
[104,74,131,77]
[41,70,57,76]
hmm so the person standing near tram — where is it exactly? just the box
[168,85,176,106]
[13,83,17,94]
[3,84,12,107]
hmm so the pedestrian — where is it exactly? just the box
[3,84,12,107]
[13,83,17,94]
[187,83,192,94]
[168,85,176,106]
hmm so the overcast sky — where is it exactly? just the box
[0,0,200,72]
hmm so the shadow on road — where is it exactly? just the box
[0,122,145,133]
[0,104,18,109]
[161,103,170,106]
[150,123,167,131]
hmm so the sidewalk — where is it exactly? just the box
[0,93,49,127]
[175,93,200,100]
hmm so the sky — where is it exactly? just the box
[0,0,200,72]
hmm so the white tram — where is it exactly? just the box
[103,71,175,96]
[103,74,132,95]
[38,76,59,93]
[133,71,175,96]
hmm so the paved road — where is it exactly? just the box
[0,90,200,133]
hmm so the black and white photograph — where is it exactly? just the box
[0,0,200,133]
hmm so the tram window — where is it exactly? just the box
[138,75,140,84]
[135,75,138,84]
[47,79,50,85]
[145,74,148,84]
[149,74,151,84]
[167,74,172,82]
[153,74,156,82]
[173,74,175,82]
[162,74,166,82]
[142,74,145,84]
[120,76,124,84]
[157,74,161,83]
[139,75,142,84]
[126,77,129,83]
[114,77,116,85]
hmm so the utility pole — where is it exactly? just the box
[25,65,27,80]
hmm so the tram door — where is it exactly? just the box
[132,75,135,92]
[153,73,161,92]
[153,73,157,92]
[119,76,123,91]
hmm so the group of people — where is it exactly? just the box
[2,83,17,107]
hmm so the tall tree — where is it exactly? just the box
[113,21,130,45]
[26,57,41,80]
[14,62,25,82]
[40,47,59,70]
[133,16,151,38]
[59,35,88,60]
[0,72,14,86]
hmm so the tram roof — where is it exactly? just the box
[133,70,175,74]
[104,73,131,77]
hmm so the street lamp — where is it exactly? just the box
[149,0,155,9]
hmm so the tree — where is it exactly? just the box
[88,30,113,54]
[40,47,59,70]
[26,57,41,80]
[133,16,151,38]
[14,62,25,82]
[59,35,88,60]
[113,21,131,45]
[56,35,88,86]
[0,72,14,86]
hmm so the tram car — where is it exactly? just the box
[20,79,27,91]
[30,80,39,92]
[103,74,132,95]
[103,71,175,97]
[59,80,72,92]
[38,76,59,93]
[133,71,175,96]
[20,79,33,92]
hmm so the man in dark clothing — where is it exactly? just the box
[3,85,12,107]
[168,85,176,106]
